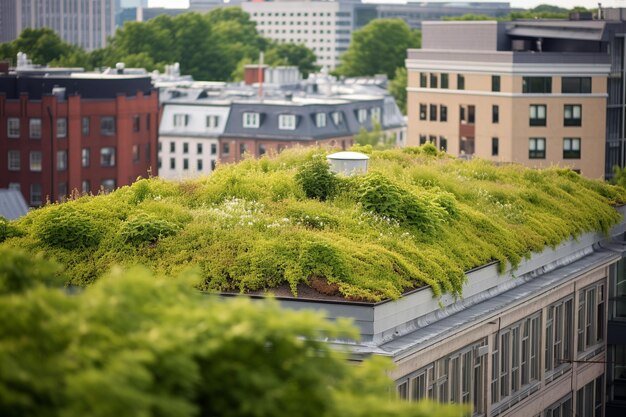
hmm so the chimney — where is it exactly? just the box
[116,62,125,74]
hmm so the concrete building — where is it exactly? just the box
[406,18,621,179]
[0,0,119,50]
[0,58,159,206]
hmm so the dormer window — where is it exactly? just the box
[357,108,367,123]
[371,107,381,123]
[243,112,260,128]
[278,114,296,130]
[206,115,220,128]
[316,112,327,128]
[173,114,189,127]
[332,111,343,125]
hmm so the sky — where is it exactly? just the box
[148,0,626,10]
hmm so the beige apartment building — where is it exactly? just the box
[407,20,612,179]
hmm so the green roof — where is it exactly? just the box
[2,146,624,302]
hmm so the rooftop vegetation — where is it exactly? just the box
[1,146,624,302]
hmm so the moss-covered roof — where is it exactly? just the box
[2,146,625,302]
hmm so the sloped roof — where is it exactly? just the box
[0,189,28,220]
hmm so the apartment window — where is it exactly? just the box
[523,77,552,94]
[183,158,189,170]
[259,144,267,156]
[197,159,203,171]
[577,282,605,354]
[158,157,161,169]
[101,179,116,193]
[492,105,499,124]
[279,114,297,130]
[82,117,90,136]
[82,148,90,167]
[460,106,466,123]
[132,145,140,162]
[491,314,541,405]
[7,118,19,138]
[100,117,116,135]
[30,183,42,206]
[545,297,574,378]
[316,112,327,127]
[429,104,437,122]
[440,105,447,122]
[81,180,90,194]
[371,107,381,124]
[332,111,343,125]
[8,150,20,171]
[100,147,116,167]
[441,73,449,89]
[222,142,230,155]
[420,104,427,121]
[170,158,176,170]
[429,135,437,147]
[173,114,189,127]
[206,115,219,128]
[357,109,367,123]
[529,105,547,126]
[563,138,581,159]
[544,395,573,417]
[57,182,67,201]
[194,143,202,155]
[56,118,67,138]
[243,112,260,128]
[440,136,447,152]
[8,183,20,191]
[29,118,41,139]
[576,376,603,417]
[210,143,217,155]
[170,142,175,153]
[239,143,248,156]
[562,77,591,94]
[430,73,438,89]
[564,105,582,126]
[29,151,42,171]
[57,150,67,171]
[183,142,189,154]
[492,75,501,92]
[468,105,475,124]
[492,138,499,156]
[457,74,465,90]
[529,138,546,159]
[420,72,427,88]
[211,160,216,171]
[460,137,475,156]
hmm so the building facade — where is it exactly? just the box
[0,65,158,206]
[406,20,616,179]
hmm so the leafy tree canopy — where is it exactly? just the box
[335,19,420,80]
[443,5,593,21]
[389,66,408,114]
[0,247,466,417]
[0,28,81,66]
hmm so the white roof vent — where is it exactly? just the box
[326,151,369,176]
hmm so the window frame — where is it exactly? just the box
[7,117,20,138]
[100,147,116,167]
[529,104,547,127]
[8,150,20,171]
[278,114,297,130]
[564,104,582,127]
[563,138,581,159]
[29,151,42,172]
[529,137,546,159]
[29,118,42,139]
[100,116,116,136]
[243,112,260,128]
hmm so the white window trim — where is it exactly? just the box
[243,112,260,128]
[278,114,296,130]
[7,118,20,138]
[316,112,327,128]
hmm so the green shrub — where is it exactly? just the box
[0,216,23,243]
[36,205,102,250]
[295,154,337,200]
[120,212,180,245]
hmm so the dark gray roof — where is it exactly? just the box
[0,189,28,220]
[506,20,609,41]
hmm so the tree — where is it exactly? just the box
[354,122,396,149]
[389,67,408,114]
[0,28,77,65]
[265,43,319,78]
[0,247,466,417]
[336,19,420,79]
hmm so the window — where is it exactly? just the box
[440,137,447,152]
[183,158,189,170]
[332,111,343,125]
[419,135,427,145]
[239,143,248,156]
[8,150,20,171]
[8,183,20,191]
[492,75,501,92]
[562,77,591,94]
[460,106,466,123]
[576,376,603,417]
[57,150,67,171]
[170,142,175,153]
[529,138,546,159]
[420,73,428,87]
[197,159,203,171]
[29,151,42,171]
[82,180,90,194]
[132,145,140,162]
[243,112,260,128]
[173,114,189,127]
[195,143,203,155]
[7,118,19,138]
[468,105,475,124]
[211,143,217,155]
[279,114,296,130]
[457,74,465,90]
[357,109,367,123]
[29,118,41,139]
[56,118,67,138]
[100,117,115,135]
[183,142,189,154]
[101,179,116,193]
[371,108,381,124]
[206,115,219,128]
[211,160,216,171]
[523,77,552,94]
[430,73,438,89]
[545,297,574,378]
[492,105,499,124]
[529,105,547,126]
[564,105,581,126]
[420,104,427,121]
[544,395,573,417]
[563,138,581,159]
[170,158,176,170]
[222,142,230,155]
[577,282,605,354]
[82,117,90,136]
[82,148,90,167]
[100,147,116,167]
[441,73,449,89]
[429,104,437,121]
[30,183,42,206]
[316,112,327,127]
[57,182,67,201]
[460,137,475,156]
[259,144,267,155]
[440,105,447,122]
[131,115,140,132]
[492,138,499,156]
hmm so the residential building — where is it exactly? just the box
[0,58,159,206]
[1,0,118,50]
[406,19,619,179]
